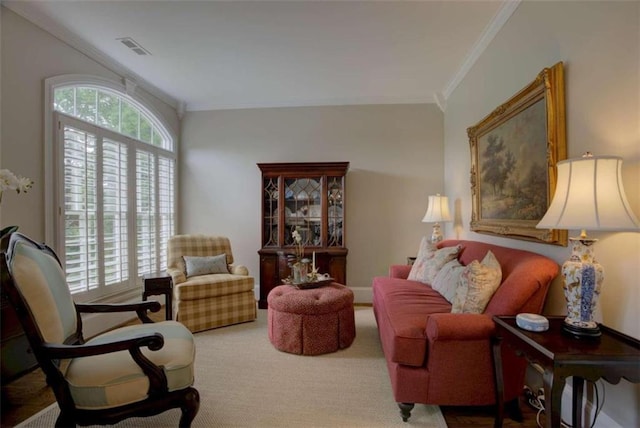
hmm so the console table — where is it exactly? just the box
[492,316,640,428]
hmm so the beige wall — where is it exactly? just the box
[0,7,180,239]
[180,104,443,299]
[444,2,639,426]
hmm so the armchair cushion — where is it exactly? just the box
[65,321,195,410]
[175,274,254,300]
[184,254,229,277]
[11,241,77,343]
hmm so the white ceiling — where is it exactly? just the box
[4,1,517,112]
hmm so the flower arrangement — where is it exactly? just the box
[0,169,33,204]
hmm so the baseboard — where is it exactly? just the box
[351,286,373,304]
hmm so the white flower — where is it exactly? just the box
[0,169,33,204]
[291,227,304,261]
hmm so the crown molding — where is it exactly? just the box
[2,1,181,111]
[437,0,521,111]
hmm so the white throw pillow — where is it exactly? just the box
[409,244,462,285]
[451,250,502,314]
[184,254,229,277]
[432,259,465,303]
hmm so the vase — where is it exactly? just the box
[292,258,311,284]
[561,237,604,337]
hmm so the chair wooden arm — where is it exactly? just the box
[43,332,168,393]
[76,301,161,324]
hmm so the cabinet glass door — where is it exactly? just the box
[284,177,321,246]
[327,176,344,247]
[262,177,279,247]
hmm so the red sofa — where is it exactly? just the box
[372,240,559,421]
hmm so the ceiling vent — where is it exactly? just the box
[117,37,151,56]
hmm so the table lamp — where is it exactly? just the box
[422,194,452,243]
[537,153,640,338]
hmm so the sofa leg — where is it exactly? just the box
[398,402,414,422]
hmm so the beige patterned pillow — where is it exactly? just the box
[407,237,436,281]
[432,259,465,303]
[451,250,502,314]
[409,244,462,285]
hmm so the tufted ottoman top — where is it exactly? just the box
[268,283,354,315]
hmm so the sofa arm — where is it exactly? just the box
[425,313,495,341]
[389,264,411,279]
[166,267,186,285]
[229,264,249,276]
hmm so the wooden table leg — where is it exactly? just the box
[492,335,505,428]
[572,377,584,428]
[543,370,565,428]
[164,290,172,320]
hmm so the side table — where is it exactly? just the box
[492,316,640,428]
[142,272,173,320]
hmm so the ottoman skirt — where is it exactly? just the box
[267,283,356,355]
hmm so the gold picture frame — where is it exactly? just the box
[467,62,568,246]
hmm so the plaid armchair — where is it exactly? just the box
[167,235,257,333]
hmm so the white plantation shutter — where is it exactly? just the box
[158,157,175,270]
[54,104,175,301]
[102,139,129,285]
[63,125,99,294]
[136,151,157,276]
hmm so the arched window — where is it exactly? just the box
[45,76,177,302]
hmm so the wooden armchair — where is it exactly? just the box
[0,232,200,427]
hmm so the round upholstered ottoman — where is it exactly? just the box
[267,283,355,356]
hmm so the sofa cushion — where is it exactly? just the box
[175,274,254,301]
[372,277,451,367]
[184,254,229,277]
[408,245,462,285]
[451,250,502,314]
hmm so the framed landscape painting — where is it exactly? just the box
[467,62,568,246]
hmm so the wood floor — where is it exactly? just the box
[1,308,541,428]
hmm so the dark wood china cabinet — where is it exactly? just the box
[257,162,349,309]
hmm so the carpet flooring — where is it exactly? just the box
[17,307,447,428]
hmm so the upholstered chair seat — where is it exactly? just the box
[64,321,195,409]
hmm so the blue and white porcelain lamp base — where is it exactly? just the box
[561,236,604,338]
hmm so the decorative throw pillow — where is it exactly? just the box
[410,245,463,285]
[432,259,465,303]
[184,254,229,277]
[407,237,436,281]
[451,250,502,314]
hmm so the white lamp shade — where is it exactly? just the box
[537,156,640,231]
[422,194,452,223]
